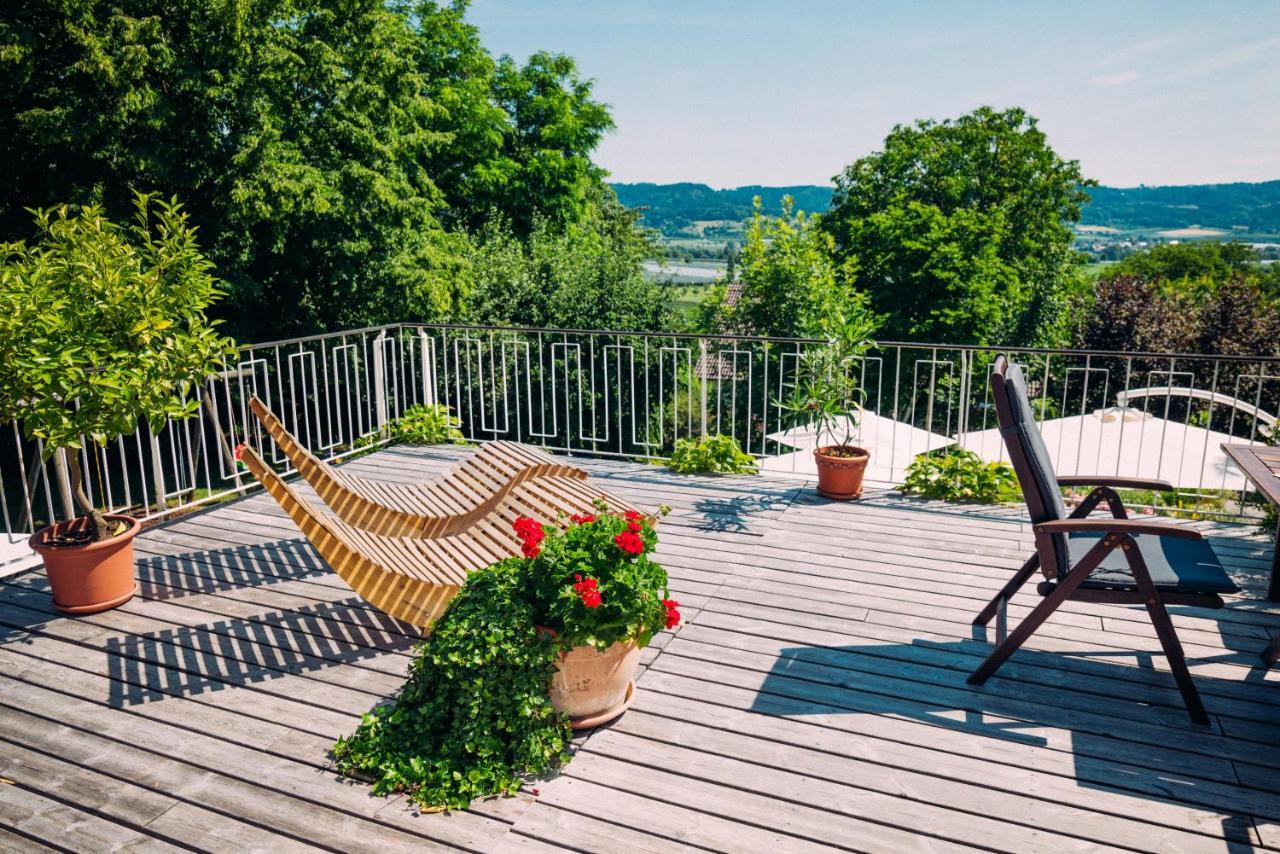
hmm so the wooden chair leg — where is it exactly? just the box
[968,539,1110,686]
[973,553,1040,628]
[1123,540,1210,725]
[1261,634,1280,666]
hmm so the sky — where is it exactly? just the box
[468,0,1280,189]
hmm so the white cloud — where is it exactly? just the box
[1170,34,1280,81]
[1089,70,1140,88]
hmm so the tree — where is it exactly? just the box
[0,0,616,340]
[825,107,1093,346]
[1109,240,1258,283]
[464,192,675,332]
[718,197,851,338]
[0,196,235,539]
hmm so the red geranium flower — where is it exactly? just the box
[572,575,602,608]
[623,510,644,523]
[614,531,644,555]
[233,443,247,462]
[626,521,642,533]
[662,598,681,629]
[513,515,545,557]
[570,512,596,525]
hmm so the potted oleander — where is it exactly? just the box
[0,195,235,612]
[777,305,878,499]
[512,504,677,728]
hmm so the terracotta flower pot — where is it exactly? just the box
[814,445,870,500]
[29,515,140,614]
[548,639,641,730]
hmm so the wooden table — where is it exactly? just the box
[1223,443,1280,601]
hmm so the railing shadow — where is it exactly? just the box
[134,539,331,601]
[104,597,415,707]
[748,635,1271,852]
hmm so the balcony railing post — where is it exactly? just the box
[373,329,389,438]
[699,337,709,437]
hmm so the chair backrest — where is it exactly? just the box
[989,355,1069,579]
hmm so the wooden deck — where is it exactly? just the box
[2,445,1279,853]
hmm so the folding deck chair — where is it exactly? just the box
[248,395,589,538]
[968,355,1240,724]
[238,443,633,628]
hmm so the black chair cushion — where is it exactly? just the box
[1068,532,1240,594]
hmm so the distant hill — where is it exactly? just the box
[612,180,1280,237]
[611,183,832,234]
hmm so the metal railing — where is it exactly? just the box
[4,323,1278,568]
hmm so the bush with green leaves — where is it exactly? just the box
[669,434,757,475]
[331,560,570,811]
[388,404,464,445]
[901,447,1019,504]
[0,195,235,539]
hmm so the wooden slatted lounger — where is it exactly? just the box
[248,395,590,538]
[238,444,635,628]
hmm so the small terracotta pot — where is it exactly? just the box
[547,638,641,730]
[29,515,140,614]
[814,445,870,500]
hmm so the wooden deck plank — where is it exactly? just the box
[1,445,1276,852]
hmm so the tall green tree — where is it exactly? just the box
[465,191,674,332]
[717,198,852,338]
[825,107,1093,346]
[0,0,615,340]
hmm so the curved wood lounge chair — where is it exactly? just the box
[238,444,634,628]
[248,396,589,538]
[969,355,1240,724]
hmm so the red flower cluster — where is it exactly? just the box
[569,512,595,525]
[662,598,681,629]
[573,574,602,609]
[512,515,545,558]
[614,531,644,555]
[623,509,644,522]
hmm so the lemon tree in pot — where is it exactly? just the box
[0,196,235,613]
[777,302,878,500]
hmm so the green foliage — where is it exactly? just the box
[610,182,836,238]
[1108,240,1259,285]
[331,560,570,811]
[826,107,1093,346]
[775,299,879,450]
[669,435,757,475]
[388,404,464,445]
[0,195,235,455]
[713,197,848,337]
[0,0,615,339]
[902,448,1019,504]
[518,504,673,651]
[464,194,675,331]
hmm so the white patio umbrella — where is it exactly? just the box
[763,410,953,485]
[958,406,1248,492]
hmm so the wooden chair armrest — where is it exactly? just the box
[1033,519,1203,540]
[1056,475,1175,492]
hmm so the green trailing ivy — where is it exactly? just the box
[331,559,570,811]
[902,447,1019,505]
[388,404,465,445]
[669,434,757,475]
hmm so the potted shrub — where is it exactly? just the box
[332,500,678,810]
[512,504,676,728]
[777,304,878,499]
[0,196,235,612]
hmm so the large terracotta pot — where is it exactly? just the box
[548,639,641,730]
[814,445,870,500]
[30,515,140,614]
